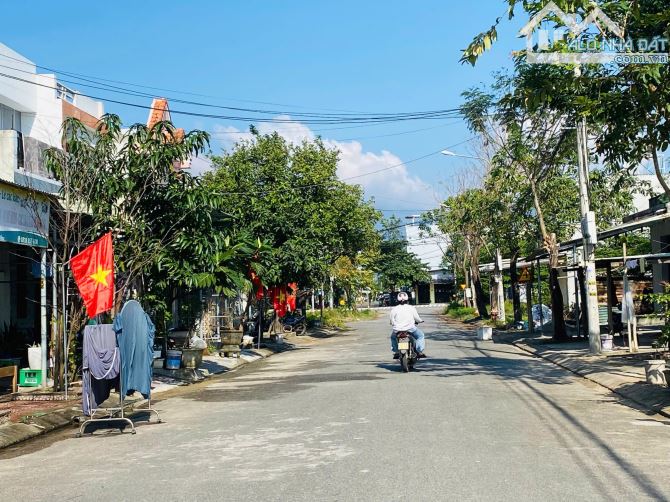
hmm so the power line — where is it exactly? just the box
[0,60,463,125]
[207,119,464,142]
[0,52,405,114]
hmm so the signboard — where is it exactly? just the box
[519,267,532,283]
[0,184,50,248]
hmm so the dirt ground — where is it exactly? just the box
[0,399,74,422]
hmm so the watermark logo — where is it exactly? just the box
[520,1,668,65]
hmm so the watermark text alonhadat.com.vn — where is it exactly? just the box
[521,2,669,65]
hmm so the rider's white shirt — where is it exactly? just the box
[390,304,423,331]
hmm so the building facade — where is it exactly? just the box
[0,42,104,385]
[404,216,454,304]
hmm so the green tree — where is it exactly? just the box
[203,131,380,290]
[460,70,641,337]
[436,188,495,318]
[331,255,374,308]
[460,78,580,337]
[462,1,670,199]
[373,218,430,292]
[375,239,431,292]
[44,115,261,388]
[483,163,537,322]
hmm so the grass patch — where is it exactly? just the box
[307,308,378,329]
[443,302,479,322]
[446,300,527,328]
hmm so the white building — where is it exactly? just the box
[0,42,104,386]
[404,216,454,304]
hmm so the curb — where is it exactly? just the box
[0,344,288,451]
[508,339,670,419]
[0,406,80,450]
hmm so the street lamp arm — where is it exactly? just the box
[440,149,485,161]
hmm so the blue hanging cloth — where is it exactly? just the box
[114,300,155,398]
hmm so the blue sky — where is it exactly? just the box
[1,1,525,213]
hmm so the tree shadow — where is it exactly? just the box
[511,378,669,501]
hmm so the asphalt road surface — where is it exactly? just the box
[3,307,670,501]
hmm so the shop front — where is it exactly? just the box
[0,182,50,387]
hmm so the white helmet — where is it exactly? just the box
[397,292,409,302]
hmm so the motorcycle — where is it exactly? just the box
[396,322,423,373]
[281,311,307,336]
[396,331,417,372]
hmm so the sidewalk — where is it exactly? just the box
[0,342,291,451]
[494,329,670,418]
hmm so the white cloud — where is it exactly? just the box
[209,116,438,210]
[188,155,214,176]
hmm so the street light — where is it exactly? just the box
[440,149,484,160]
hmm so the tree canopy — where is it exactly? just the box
[373,218,430,291]
[203,131,381,288]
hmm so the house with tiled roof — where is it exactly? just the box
[147,97,190,169]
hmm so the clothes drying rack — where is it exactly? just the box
[77,391,162,436]
[78,334,161,437]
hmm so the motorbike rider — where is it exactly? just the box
[390,291,426,359]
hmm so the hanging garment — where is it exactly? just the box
[622,274,635,323]
[114,300,155,399]
[82,324,120,416]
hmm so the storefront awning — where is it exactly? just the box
[0,182,50,248]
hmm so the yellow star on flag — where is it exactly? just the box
[90,265,112,287]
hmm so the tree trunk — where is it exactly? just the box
[549,267,568,341]
[577,266,588,336]
[470,261,488,318]
[530,179,567,341]
[651,142,670,199]
[509,250,522,323]
[546,234,568,342]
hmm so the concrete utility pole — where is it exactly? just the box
[493,248,505,322]
[329,276,334,309]
[577,117,601,354]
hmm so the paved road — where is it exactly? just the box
[3,307,670,501]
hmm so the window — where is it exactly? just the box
[0,103,21,131]
[56,83,75,104]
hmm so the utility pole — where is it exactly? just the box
[329,276,334,309]
[577,117,601,354]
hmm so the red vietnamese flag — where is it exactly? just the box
[70,232,114,318]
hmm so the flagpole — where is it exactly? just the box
[40,249,48,388]
[62,246,75,399]
[62,261,68,399]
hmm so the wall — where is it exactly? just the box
[0,130,19,181]
[650,218,670,293]
[0,42,104,149]
[0,245,9,329]
[73,94,104,119]
[405,221,447,271]
[0,43,38,112]
[632,174,664,212]
[24,72,63,147]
